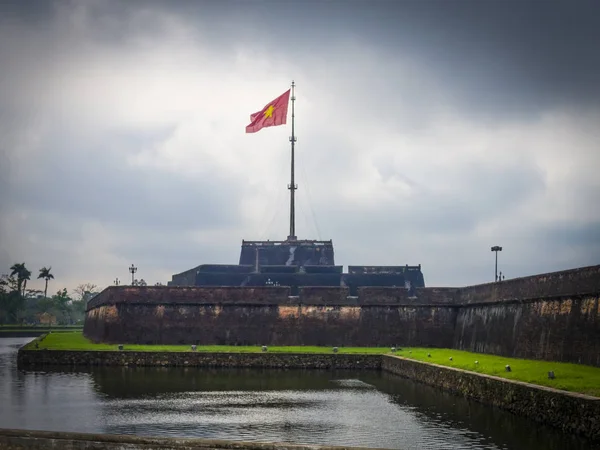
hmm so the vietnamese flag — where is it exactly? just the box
[245,89,291,133]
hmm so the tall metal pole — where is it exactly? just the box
[495,251,498,282]
[129,264,137,285]
[287,81,297,241]
[491,246,502,282]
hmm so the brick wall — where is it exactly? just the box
[84,302,457,347]
[298,287,350,305]
[87,286,294,309]
[84,265,600,365]
[458,265,600,304]
[453,296,600,366]
[449,265,600,366]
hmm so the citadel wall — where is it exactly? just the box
[453,266,600,366]
[84,286,456,347]
[84,265,600,365]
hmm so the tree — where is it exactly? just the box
[9,263,25,294]
[10,263,31,297]
[52,288,72,324]
[21,268,31,297]
[24,288,43,298]
[38,267,54,298]
[0,275,12,292]
[70,298,88,324]
[0,274,24,324]
[72,283,100,324]
[73,283,99,302]
[21,291,43,324]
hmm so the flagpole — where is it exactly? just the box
[288,81,297,241]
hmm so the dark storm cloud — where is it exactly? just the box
[5,0,600,117]
[159,0,600,119]
[539,222,600,251]
[311,1,600,114]
[0,0,54,23]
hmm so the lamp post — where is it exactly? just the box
[491,246,502,282]
[129,264,137,285]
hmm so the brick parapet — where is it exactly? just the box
[17,350,382,370]
[458,265,600,304]
[88,265,600,310]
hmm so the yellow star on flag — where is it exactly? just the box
[245,88,290,133]
[263,105,275,118]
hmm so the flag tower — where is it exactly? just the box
[288,81,297,241]
[245,81,297,241]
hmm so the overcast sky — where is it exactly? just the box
[1,0,599,294]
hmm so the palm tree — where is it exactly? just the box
[10,263,31,296]
[38,267,54,298]
[21,268,31,297]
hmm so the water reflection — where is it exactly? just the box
[0,338,594,449]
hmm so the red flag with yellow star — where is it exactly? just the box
[246,89,291,133]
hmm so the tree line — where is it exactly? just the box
[0,263,101,325]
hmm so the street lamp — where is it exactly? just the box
[491,246,502,282]
[129,264,137,285]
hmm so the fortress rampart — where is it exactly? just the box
[84,265,600,366]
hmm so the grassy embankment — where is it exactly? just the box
[23,332,389,354]
[22,331,600,397]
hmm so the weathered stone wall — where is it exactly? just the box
[298,287,350,304]
[84,301,457,346]
[382,355,600,442]
[454,295,600,366]
[84,265,600,364]
[458,265,600,305]
[0,428,363,450]
[86,286,294,309]
[449,266,600,366]
[17,349,382,370]
[413,287,460,304]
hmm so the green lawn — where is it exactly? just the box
[24,332,390,354]
[22,332,600,397]
[394,347,600,397]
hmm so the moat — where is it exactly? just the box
[2,339,595,450]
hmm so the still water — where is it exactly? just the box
[0,338,594,450]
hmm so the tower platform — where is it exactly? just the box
[168,239,425,295]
